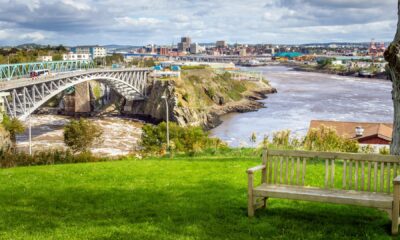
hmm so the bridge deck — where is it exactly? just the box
[0,68,150,91]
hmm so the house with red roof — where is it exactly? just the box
[309,120,393,145]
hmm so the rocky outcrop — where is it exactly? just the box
[125,81,208,126]
[124,80,276,129]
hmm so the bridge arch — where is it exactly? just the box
[1,69,150,120]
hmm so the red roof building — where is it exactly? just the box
[309,120,393,145]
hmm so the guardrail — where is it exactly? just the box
[0,60,95,81]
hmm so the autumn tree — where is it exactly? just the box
[63,119,103,153]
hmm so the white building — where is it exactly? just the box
[92,46,107,59]
[71,45,106,59]
[37,56,53,62]
[63,52,91,61]
[190,43,200,54]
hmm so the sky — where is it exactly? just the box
[0,0,397,46]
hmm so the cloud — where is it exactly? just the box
[20,32,46,41]
[0,0,396,45]
[62,0,91,11]
[115,17,161,27]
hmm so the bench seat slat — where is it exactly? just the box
[253,184,393,209]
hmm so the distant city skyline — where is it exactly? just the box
[0,0,396,46]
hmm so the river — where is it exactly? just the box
[210,66,393,146]
[17,115,143,157]
[17,66,393,153]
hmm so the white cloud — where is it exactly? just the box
[171,14,190,23]
[62,0,91,11]
[115,17,161,27]
[19,32,46,41]
[263,8,296,21]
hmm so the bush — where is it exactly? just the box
[63,119,103,153]
[303,125,359,153]
[181,65,206,70]
[140,122,226,155]
[0,150,107,168]
[1,114,25,151]
[379,146,390,155]
[272,130,291,148]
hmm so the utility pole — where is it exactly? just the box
[161,95,170,151]
[29,115,32,155]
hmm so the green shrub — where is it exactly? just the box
[63,119,103,153]
[204,87,216,99]
[0,150,107,168]
[182,92,189,102]
[272,130,291,148]
[1,114,25,151]
[379,146,390,155]
[303,125,359,153]
[181,65,206,70]
[140,122,226,155]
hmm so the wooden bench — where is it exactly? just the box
[247,149,400,234]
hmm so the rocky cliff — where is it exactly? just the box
[124,69,276,129]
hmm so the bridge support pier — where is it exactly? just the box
[74,82,91,113]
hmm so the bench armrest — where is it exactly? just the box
[247,165,266,174]
[394,176,400,185]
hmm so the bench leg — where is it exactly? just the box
[262,197,268,209]
[248,192,255,217]
[392,201,399,235]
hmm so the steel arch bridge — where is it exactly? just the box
[0,68,151,120]
[0,60,95,81]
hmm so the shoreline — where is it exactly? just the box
[281,62,389,80]
[204,87,277,130]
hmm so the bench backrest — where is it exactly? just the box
[263,150,400,193]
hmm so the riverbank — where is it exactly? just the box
[211,65,393,146]
[284,62,389,80]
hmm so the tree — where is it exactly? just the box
[63,119,103,153]
[1,114,25,151]
[384,0,400,154]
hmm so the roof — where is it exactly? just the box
[309,120,393,142]
[274,52,303,58]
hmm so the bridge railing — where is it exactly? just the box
[0,60,95,81]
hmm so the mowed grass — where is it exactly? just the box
[0,155,395,240]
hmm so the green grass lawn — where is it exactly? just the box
[0,154,395,239]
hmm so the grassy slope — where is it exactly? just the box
[0,155,393,240]
[175,68,266,110]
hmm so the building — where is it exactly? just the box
[37,56,53,62]
[309,120,393,145]
[159,47,170,55]
[239,48,247,57]
[0,92,9,112]
[71,45,107,59]
[178,37,191,52]
[190,43,201,54]
[63,52,91,61]
[216,40,227,48]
